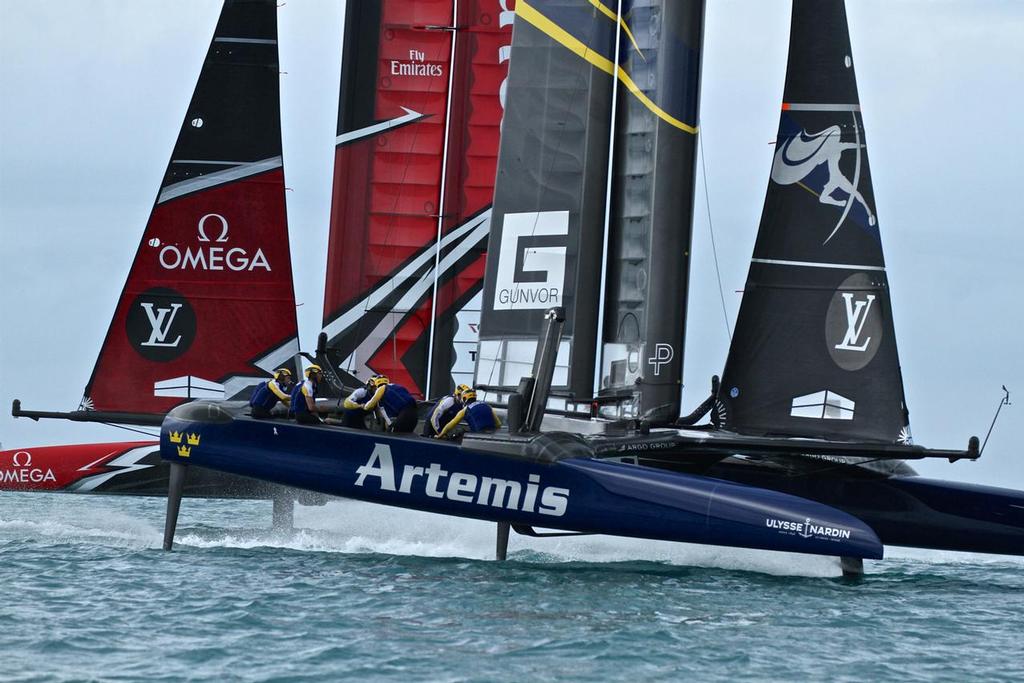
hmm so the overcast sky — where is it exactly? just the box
[1,1,1021,489]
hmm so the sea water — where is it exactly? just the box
[1,492,1022,682]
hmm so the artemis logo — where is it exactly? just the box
[354,443,570,516]
[126,288,197,362]
[156,214,271,272]
[826,273,883,371]
[2,451,57,485]
[493,211,568,310]
[391,49,444,77]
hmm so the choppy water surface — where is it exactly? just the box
[1,492,1022,682]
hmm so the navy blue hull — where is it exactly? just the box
[706,461,1024,556]
[161,410,883,559]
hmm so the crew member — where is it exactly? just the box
[422,383,470,437]
[362,375,418,433]
[249,368,294,419]
[341,384,371,429]
[290,364,323,425]
[436,389,501,439]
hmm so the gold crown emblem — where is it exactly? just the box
[176,444,191,458]
[169,431,183,444]
[186,433,201,446]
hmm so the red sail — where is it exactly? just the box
[322,0,513,398]
[82,0,299,415]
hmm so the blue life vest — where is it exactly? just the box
[250,381,273,409]
[438,400,461,429]
[250,380,287,411]
[465,401,498,432]
[379,384,416,418]
[290,379,317,416]
[429,394,461,431]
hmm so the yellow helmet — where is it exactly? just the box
[455,383,471,399]
[305,364,322,377]
[273,368,292,380]
[461,389,477,402]
[369,374,390,388]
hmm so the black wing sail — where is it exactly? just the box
[719,0,911,443]
[477,0,617,403]
[599,1,705,423]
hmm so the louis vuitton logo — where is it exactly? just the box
[834,292,876,352]
[140,303,183,348]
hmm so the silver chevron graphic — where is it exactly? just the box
[335,107,427,147]
[322,211,491,381]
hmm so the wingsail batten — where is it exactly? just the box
[322,0,513,398]
[82,0,300,416]
[720,0,908,443]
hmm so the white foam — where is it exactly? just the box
[0,510,161,548]
[884,545,1024,567]
[288,500,842,577]
[16,494,1001,577]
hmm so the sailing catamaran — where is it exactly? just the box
[6,0,513,521]
[10,0,1021,574]
[151,0,1023,575]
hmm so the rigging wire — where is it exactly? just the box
[781,455,892,479]
[97,422,160,439]
[980,385,1011,456]
[425,5,462,396]
[698,131,732,342]
[593,0,625,397]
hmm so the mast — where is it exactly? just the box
[719,0,911,443]
[425,0,461,397]
[599,0,706,423]
[82,0,299,415]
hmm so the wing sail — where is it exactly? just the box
[321,0,514,398]
[719,0,910,443]
[598,1,705,422]
[477,0,617,403]
[82,0,299,415]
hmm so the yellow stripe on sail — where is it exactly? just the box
[586,0,646,62]
[616,69,697,135]
[517,0,617,74]
[516,0,697,135]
